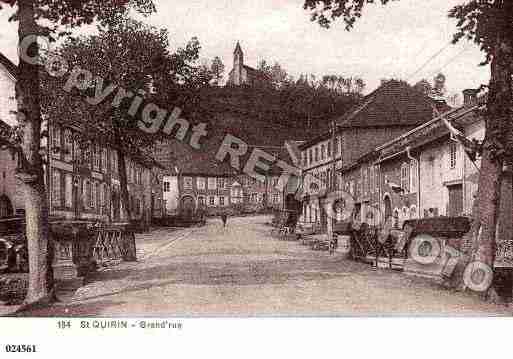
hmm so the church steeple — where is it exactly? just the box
[232,41,244,86]
[234,41,243,67]
[234,41,243,55]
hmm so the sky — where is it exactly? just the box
[0,0,490,100]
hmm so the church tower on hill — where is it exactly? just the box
[227,41,270,87]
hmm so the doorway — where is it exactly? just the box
[0,195,13,218]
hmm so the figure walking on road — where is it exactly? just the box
[221,213,228,228]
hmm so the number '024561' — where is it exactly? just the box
[5,345,37,353]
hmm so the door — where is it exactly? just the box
[112,190,120,221]
[0,195,13,218]
[181,196,195,220]
[447,184,463,217]
[384,195,392,221]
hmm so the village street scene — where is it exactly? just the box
[0,0,512,318]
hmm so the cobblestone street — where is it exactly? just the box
[14,216,512,316]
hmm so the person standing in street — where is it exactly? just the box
[221,213,228,228]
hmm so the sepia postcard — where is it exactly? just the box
[0,0,512,357]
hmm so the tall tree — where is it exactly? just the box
[0,0,155,306]
[41,18,174,225]
[413,79,433,96]
[303,0,513,295]
[270,62,289,88]
[210,56,225,86]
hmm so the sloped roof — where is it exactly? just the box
[377,101,484,160]
[234,41,243,54]
[0,119,11,131]
[0,52,17,79]
[337,80,446,128]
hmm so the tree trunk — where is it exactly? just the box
[116,147,132,223]
[470,31,512,294]
[16,0,55,305]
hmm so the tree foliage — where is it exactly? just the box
[210,56,225,86]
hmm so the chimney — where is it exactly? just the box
[463,89,478,106]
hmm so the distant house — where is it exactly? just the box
[155,136,302,216]
[227,42,271,87]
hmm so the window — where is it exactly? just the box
[338,136,343,155]
[374,166,379,193]
[273,193,279,203]
[218,178,225,189]
[369,166,374,193]
[74,138,81,163]
[103,184,109,215]
[51,125,61,159]
[315,147,319,162]
[321,145,326,160]
[219,196,225,206]
[111,150,118,174]
[303,151,307,167]
[102,148,108,173]
[449,142,457,169]
[64,129,73,162]
[65,174,73,208]
[97,182,102,212]
[327,141,332,157]
[197,177,206,190]
[84,143,92,168]
[52,170,61,207]
[209,196,215,206]
[251,193,258,203]
[91,181,97,209]
[84,180,91,209]
[183,177,193,190]
[94,144,101,171]
[309,149,313,164]
[401,163,409,193]
[410,160,418,193]
[198,196,205,206]
[208,177,217,189]
[163,181,170,192]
